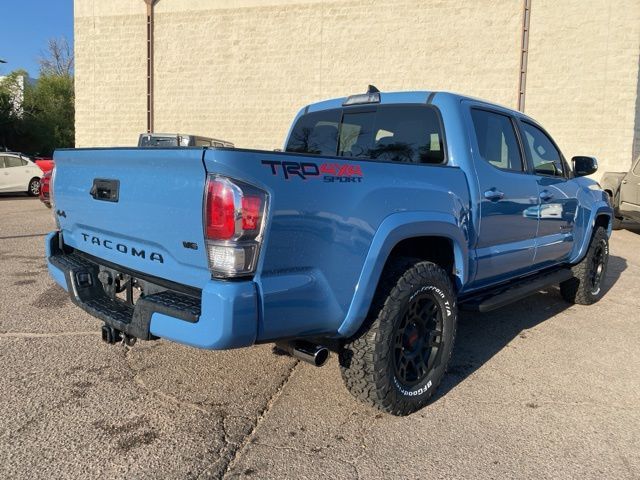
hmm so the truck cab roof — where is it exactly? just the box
[304,89,537,124]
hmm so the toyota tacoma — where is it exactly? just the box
[46,87,613,415]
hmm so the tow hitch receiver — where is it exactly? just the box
[101,324,137,346]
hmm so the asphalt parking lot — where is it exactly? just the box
[0,195,639,479]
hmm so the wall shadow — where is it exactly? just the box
[433,254,627,400]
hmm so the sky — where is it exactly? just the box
[0,0,74,78]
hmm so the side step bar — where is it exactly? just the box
[460,268,573,313]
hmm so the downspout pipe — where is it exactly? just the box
[518,0,532,112]
[144,0,157,133]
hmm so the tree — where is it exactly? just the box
[23,73,75,155]
[0,70,29,150]
[0,37,75,155]
[38,37,74,77]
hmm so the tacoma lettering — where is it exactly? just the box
[80,233,164,263]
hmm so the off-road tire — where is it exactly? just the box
[27,177,40,197]
[339,259,457,416]
[560,226,609,305]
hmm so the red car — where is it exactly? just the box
[34,157,54,173]
[39,170,52,207]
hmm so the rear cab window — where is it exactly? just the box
[286,104,445,165]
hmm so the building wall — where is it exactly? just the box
[74,0,640,177]
[525,0,640,175]
[74,0,147,148]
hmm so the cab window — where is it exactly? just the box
[286,105,445,164]
[286,109,341,156]
[339,105,445,164]
[521,121,564,177]
[470,108,523,172]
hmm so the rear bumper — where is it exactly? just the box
[45,231,258,349]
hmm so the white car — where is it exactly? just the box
[0,153,42,196]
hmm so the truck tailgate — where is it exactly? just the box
[52,148,210,288]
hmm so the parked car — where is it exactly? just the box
[34,157,55,173]
[39,170,52,207]
[46,87,612,415]
[601,155,640,228]
[137,133,234,148]
[0,152,42,196]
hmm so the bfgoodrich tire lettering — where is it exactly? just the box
[339,259,457,416]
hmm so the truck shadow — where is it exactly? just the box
[433,254,627,401]
[0,193,35,201]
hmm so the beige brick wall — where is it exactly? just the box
[525,0,640,176]
[152,0,522,150]
[74,0,148,147]
[74,0,640,178]
[75,0,522,150]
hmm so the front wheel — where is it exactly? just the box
[27,177,40,197]
[560,226,609,305]
[339,259,457,416]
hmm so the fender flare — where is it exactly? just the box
[570,201,613,264]
[337,211,468,338]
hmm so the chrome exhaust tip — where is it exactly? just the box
[275,340,329,367]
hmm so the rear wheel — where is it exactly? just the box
[339,259,457,416]
[27,177,40,196]
[560,226,609,305]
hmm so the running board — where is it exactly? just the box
[460,268,573,313]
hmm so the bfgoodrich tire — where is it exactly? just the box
[339,259,457,416]
[560,226,609,305]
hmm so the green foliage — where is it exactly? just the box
[0,70,29,151]
[25,73,75,155]
[0,69,75,156]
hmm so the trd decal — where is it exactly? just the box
[262,160,363,183]
[262,160,319,179]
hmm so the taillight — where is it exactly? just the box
[204,175,268,277]
[205,179,236,240]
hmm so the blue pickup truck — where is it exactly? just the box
[46,87,613,415]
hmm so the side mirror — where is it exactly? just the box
[572,156,598,177]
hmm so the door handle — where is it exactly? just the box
[484,189,504,201]
[539,190,554,201]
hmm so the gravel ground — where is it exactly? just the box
[0,195,638,479]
